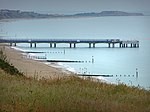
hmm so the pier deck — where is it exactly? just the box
[0,38,139,48]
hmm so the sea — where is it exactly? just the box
[0,16,150,89]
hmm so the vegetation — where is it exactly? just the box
[0,49,23,76]
[0,69,150,112]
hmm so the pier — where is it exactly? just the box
[0,38,139,48]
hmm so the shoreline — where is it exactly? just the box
[0,44,107,83]
[0,44,73,80]
[11,46,78,75]
[0,15,146,23]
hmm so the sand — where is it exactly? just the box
[0,44,72,79]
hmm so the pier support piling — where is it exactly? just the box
[10,43,12,46]
[70,43,72,48]
[30,43,32,48]
[50,43,52,48]
[34,43,36,48]
[54,43,56,48]
[108,43,111,48]
[112,43,115,48]
[93,43,95,48]
[119,43,122,48]
[133,44,136,48]
[89,43,91,48]
[123,44,125,48]
[74,43,76,48]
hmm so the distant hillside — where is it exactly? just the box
[0,9,144,20]
[0,9,56,19]
[73,11,144,17]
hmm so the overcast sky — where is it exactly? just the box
[0,0,150,14]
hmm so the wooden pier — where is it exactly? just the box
[0,38,139,48]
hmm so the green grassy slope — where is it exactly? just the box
[0,69,150,112]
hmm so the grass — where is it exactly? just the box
[0,69,150,112]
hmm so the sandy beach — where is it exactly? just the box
[0,44,72,79]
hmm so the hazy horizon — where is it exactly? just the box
[0,0,150,14]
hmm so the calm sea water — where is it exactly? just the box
[0,16,150,89]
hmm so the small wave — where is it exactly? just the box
[66,66,76,73]
[44,62,77,74]
[11,46,28,52]
[97,76,109,83]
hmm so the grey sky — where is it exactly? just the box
[0,0,150,14]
